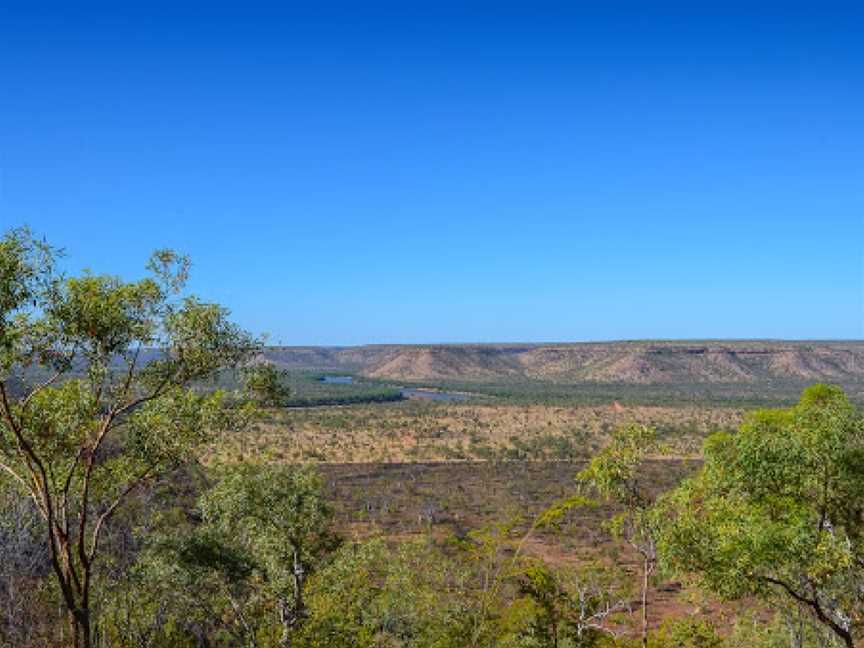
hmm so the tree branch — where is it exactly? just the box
[761,576,854,647]
[87,466,154,565]
[20,369,64,410]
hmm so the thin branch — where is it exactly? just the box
[61,446,87,535]
[1,378,82,614]
[0,458,30,493]
[0,382,56,525]
[20,369,64,410]
[87,467,154,565]
[111,374,173,420]
[117,344,142,403]
[227,592,260,648]
[761,576,854,647]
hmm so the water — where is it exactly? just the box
[319,376,469,401]
[400,388,469,402]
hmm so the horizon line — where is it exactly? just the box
[264,338,864,349]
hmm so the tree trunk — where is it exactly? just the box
[279,599,293,648]
[641,557,651,648]
[279,545,308,648]
[68,607,91,648]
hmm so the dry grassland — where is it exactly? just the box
[205,401,742,464]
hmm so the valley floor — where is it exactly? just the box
[203,400,757,637]
[206,400,742,464]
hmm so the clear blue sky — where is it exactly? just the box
[1,2,862,344]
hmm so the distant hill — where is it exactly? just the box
[261,341,864,385]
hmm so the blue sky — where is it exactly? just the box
[1,2,862,344]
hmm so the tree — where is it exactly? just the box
[241,364,292,408]
[656,385,864,648]
[200,464,335,647]
[650,617,724,648]
[517,559,631,647]
[576,424,662,648]
[0,228,258,648]
[139,525,264,647]
[296,536,525,648]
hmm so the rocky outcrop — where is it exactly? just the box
[261,341,864,384]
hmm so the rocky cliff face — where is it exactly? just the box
[262,341,864,384]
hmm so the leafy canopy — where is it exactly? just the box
[0,227,260,648]
[656,384,864,646]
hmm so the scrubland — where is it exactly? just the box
[206,401,742,464]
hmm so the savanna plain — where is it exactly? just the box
[2,229,864,648]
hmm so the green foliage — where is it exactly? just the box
[575,425,665,559]
[217,369,403,408]
[0,227,260,648]
[200,464,336,645]
[578,424,661,509]
[576,424,664,648]
[517,559,631,647]
[656,385,864,646]
[201,464,336,598]
[390,376,863,408]
[297,538,454,647]
[649,618,723,648]
[8,225,860,648]
[101,520,270,647]
[535,494,596,531]
[575,423,663,555]
[296,536,531,648]
[726,609,847,648]
[98,466,335,647]
[242,364,293,407]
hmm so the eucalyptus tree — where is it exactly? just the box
[200,464,336,647]
[576,424,662,648]
[0,228,258,648]
[517,559,631,646]
[656,385,864,648]
[241,363,292,408]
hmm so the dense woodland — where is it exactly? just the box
[1,228,862,648]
